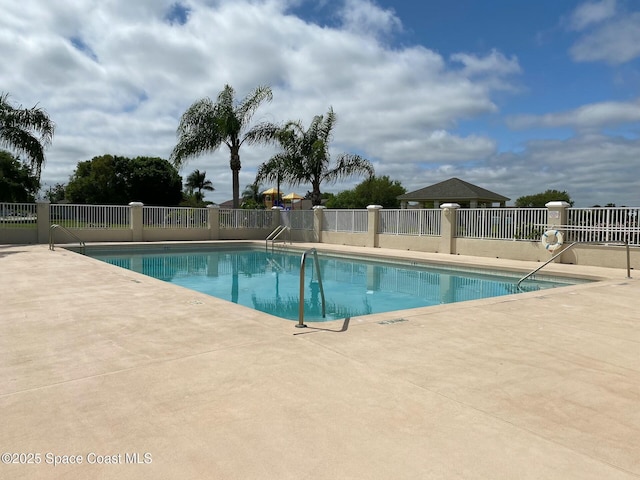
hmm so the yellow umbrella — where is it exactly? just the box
[282,192,303,200]
[261,187,280,195]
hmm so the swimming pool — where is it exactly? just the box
[84,244,589,322]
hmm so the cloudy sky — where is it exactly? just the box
[2,0,639,207]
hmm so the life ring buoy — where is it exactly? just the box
[541,230,564,252]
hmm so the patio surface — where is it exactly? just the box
[0,242,638,479]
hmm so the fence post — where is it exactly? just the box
[37,200,50,244]
[440,203,460,254]
[207,205,220,240]
[545,201,570,228]
[271,206,282,232]
[545,201,570,260]
[366,205,382,248]
[313,206,325,243]
[129,202,143,241]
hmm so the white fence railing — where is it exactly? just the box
[379,209,441,236]
[322,209,368,232]
[284,210,314,231]
[3,202,640,248]
[567,207,640,246]
[219,209,273,229]
[0,203,37,227]
[456,208,548,240]
[143,206,208,229]
[50,204,130,229]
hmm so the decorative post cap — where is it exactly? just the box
[128,202,144,207]
[545,201,571,208]
[440,203,461,209]
[366,205,383,210]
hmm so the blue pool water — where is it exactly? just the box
[87,246,587,321]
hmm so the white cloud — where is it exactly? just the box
[451,49,522,78]
[566,1,640,65]
[6,0,638,208]
[369,131,496,164]
[568,0,617,31]
[570,12,640,64]
[338,0,402,39]
[0,0,522,204]
[409,134,640,207]
[492,134,640,207]
[507,98,640,131]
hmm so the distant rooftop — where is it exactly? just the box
[398,177,509,207]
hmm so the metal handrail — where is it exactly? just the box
[297,248,326,328]
[517,239,631,288]
[265,225,290,251]
[49,224,86,253]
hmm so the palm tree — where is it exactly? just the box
[242,182,262,203]
[185,169,214,202]
[0,93,55,179]
[171,84,275,208]
[256,107,374,206]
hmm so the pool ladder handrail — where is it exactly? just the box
[517,239,631,289]
[266,225,290,252]
[49,224,86,254]
[297,248,326,328]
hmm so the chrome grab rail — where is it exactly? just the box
[265,225,290,251]
[297,248,326,328]
[517,239,631,289]
[49,224,86,253]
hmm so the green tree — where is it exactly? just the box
[242,182,262,203]
[127,156,183,205]
[326,176,406,208]
[0,93,55,179]
[44,183,67,203]
[185,169,214,203]
[65,155,127,204]
[171,84,274,208]
[241,182,264,209]
[66,155,182,205]
[0,150,40,202]
[256,107,374,206]
[515,189,574,208]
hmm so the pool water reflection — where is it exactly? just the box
[90,247,582,321]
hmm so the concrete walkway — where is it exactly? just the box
[0,243,638,479]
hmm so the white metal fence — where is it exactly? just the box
[284,210,314,230]
[0,203,37,227]
[322,209,368,232]
[3,202,640,247]
[456,208,548,240]
[143,206,208,229]
[50,204,130,229]
[219,209,273,229]
[567,207,640,246]
[379,209,441,236]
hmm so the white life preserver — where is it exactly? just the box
[541,230,564,252]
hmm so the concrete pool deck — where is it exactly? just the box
[1,242,638,479]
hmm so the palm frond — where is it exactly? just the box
[171,98,224,167]
[243,121,281,145]
[323,153,374,184]
[317,107,335,143]
[0,93,55,178]
[255,153,295,184]
[236,85,273,128]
